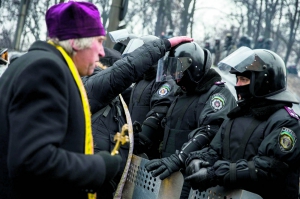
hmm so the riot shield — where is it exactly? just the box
[121,154,184,199]
[188,185,263,199]
[113,94,184,199]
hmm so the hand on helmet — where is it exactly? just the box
[168,36,193,47]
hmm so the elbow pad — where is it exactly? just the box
[178,133,210,163]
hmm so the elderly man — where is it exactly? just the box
[0,2,119,199]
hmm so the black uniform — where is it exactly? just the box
[129,71,177,158]
[185,47,300,199]
[145,42,237,199]
[187,101,300,199]
[161,69,236,158]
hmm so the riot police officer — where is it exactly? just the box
[126,35,178,159]
[237,35,252,48]
[254,35,265,49]
[212,38,221,66]
[145,42,237,198]
[204,40,212,53]
[185,47,300,199]
[264,38,273,50]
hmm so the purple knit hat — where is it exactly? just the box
[46,1,106,40]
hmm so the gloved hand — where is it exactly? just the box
[145,154,183,180]
[185,159,210,176]
[97,151,122,182]
[132,121,142,154]
[168,36,193,47]
[97,179,117,199]
[185,167,217,191]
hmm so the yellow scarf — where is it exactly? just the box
[48,41,95,199]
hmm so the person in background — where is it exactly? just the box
[212,38,221,66]
[145,42,237,198]
[125,35,178,160]
[0,2,123,199]
[185,47,300,199]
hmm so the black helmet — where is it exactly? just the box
[264,38,273,50]
[156,42,212,84]
[100,47,122,67]
[122,35,159,56]
[238,35,252,48]
[219,47,298,104]
[108,29,138,54]
[204,41,210,49]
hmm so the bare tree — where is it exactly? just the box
[179,0,196,36]
[0,1,20,49]
[93,0,112,27]
[282,0,300,64]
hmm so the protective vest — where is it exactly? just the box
[129,80,152,124]
[162,85,218,157]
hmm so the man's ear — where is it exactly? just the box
[70,39,79,51]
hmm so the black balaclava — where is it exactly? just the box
[234,71,253,108]
[176,71,197,93]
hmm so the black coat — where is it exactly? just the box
[162,69,237,157]
[0,41,109,199]
[199,101,300,199]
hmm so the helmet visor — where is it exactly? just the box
[122,38,144,56]
[108,29,129,43]
[156,54,192,82]
[218,46,266,73]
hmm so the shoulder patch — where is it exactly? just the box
[210,93,226,112]
[278,127,297,152]
[284,106,300,120]
[157,83,171,97]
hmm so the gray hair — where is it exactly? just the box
[48,36,104,56]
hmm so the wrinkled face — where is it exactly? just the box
[72,36,105,76]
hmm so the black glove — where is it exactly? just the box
[97,180,117,199]
[132,121,142,154]
[185,159,210,176]
[145,154,183,180]
[185,167,217,191]
[97,151,122,182]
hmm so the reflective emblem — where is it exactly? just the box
[157,83,171,96]
[210,93,226,112]
[278,127,297,152]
